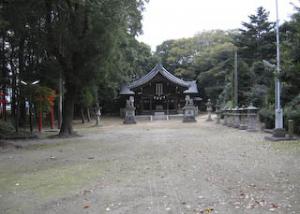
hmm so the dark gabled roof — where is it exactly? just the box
[120,64,198,95]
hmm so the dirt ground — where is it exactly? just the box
[0,115,299,214]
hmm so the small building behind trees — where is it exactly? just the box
[120,64,199,115]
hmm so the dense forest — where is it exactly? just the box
[0,1,300,136]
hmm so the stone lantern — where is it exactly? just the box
[247,103,258,131]
[206,99,213,121]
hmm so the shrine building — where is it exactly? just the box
[120,64,199,115]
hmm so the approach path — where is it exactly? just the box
[0,115,299,214]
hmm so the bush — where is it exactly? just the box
[259,107,275,129]
[0,120,15,137]
[284,95,300,134]
[285,108,300,134]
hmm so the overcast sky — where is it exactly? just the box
[137,0,299,50]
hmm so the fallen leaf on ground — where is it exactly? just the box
[83,204,90,209]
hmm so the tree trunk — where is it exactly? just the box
[86,107,91,122]
[19,96,26,127]
[10,46,19,132]
[80,105,85,124]
[18,37,26,127]
[1,31,5,120]
[59,83,77,136]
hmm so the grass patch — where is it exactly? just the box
[271,140,300,153]
[0,161,108,201]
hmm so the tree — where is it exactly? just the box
[43,0,147,136]
[155,30,237,105]
[234,7,275,63]
[233,7,276,107]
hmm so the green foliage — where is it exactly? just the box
[284,94,300,134]
[155,30,236,105]
[259,107,275,129]
[0,120,15,137]
[32,86,55,113]
[80,87,94,108]
[284,108,300,134]
[234,7,275,63]
[281,7,300,105]
[233,7,276,107]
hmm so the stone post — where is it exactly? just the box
[247,103,258,132]
[288,120,294,139]
[206,99,213,121]
[124,96,136,124]
[95,107,101,126]
[183,95,196,122]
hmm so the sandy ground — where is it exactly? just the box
[0,115,299,214]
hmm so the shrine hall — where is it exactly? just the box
[120,64,199,115]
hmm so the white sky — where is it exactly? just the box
[137,0,299,50]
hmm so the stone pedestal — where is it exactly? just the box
[183,105,196,122]
[239,107,247,130]
[227,108,234,127]
[216,110,221,124]
[273,128,286,138]
[246,104,258,132]
[223,108,228,126]
[124,106,136,124]
[233,107,240,128]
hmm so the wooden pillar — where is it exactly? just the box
[140,98,144,114]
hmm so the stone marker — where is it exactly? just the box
[288,120,295,139]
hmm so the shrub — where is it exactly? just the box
[284,95,300,134]
[259,107,275,129]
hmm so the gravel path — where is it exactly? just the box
[0,115,299,214]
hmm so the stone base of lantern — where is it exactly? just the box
[123,107,136,124]
[183,105,196,123]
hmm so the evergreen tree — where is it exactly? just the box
[234,7,275,63]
